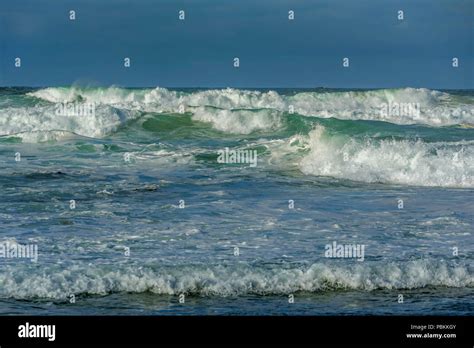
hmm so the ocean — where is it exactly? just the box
[0,86,472,315]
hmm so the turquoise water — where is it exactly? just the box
[0,87,472,315]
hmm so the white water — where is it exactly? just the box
[299,125,474,187]
[0,259,470,299]
[27,86,474,127]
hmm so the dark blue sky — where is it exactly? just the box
[0,0,472,88]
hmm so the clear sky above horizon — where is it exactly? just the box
[0,0,472,89]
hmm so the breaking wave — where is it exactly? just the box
[0,86,471,140]
[0,103,140,140]
[27,86,474,127]
[298,125,474,187]
[0,259,471,299]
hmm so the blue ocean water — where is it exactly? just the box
[0,86,472,315]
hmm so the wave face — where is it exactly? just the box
[0,260,471,300]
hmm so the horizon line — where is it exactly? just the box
[1,85,473,91]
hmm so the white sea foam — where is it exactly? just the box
[299,125,474,187]
[191,106,282,134]
[0,259,470,299]
[0,104,140,141]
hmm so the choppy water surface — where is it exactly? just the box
[0,87,472,315]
